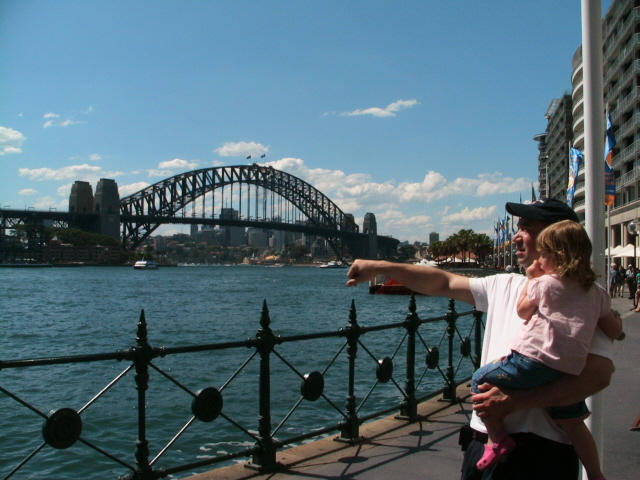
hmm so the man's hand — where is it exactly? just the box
[346,259,378,287]
[471,383,516,419]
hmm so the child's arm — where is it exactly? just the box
[598,310,624,340]
[517,260,544,321]
[517,280,537,321]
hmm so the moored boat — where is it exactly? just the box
[133,260,159,270]
[369,277,415,295]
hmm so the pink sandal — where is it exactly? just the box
[476,434,516,470]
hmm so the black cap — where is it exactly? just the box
[505,198,579,223]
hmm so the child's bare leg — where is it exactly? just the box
[483,415,506,445]
[558,420,604,480]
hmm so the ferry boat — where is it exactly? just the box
[133,260,159,270]
[319,260,347,268]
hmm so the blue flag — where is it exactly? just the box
[605,112,616,206]
[567,147,583,207]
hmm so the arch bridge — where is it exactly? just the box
[120,164,397,259]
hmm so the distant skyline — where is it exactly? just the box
[0,1,615,242]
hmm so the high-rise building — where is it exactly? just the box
[428,232,439,245]
[219,208,244,246]
[570,0,640,249]
[534,95,573,201]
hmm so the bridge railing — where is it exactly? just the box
[0,296,484,480]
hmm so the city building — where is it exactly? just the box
[219,208,245,246]
[428,232,439,245]
[539,0,640,256]
[534,95,573,201]
[600,0,640,250]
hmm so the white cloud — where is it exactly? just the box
[395,171,530,202]
[0,126,26,155]
[157,158,199,170]
[442,205,497,224]
[19,164,102,181]
[119,181,150,196]
[42,111,81,128]
[57,184,72,197]
[33,196,67,210]
[341,98,419,118]
[214,141,268,158]
[19,188,37,196]
[18,164,123,182]
[146,158,199,177]
[89,153,102,161]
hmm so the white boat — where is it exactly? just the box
[319,260,347,268]
[133,260,159,270]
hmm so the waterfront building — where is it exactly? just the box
[599,0,640,249]
[534,95,573,201]
[537,0,640,253]
[219,208,245,246]
[247,227,269,247]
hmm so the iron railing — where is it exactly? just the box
[0,296,484,480]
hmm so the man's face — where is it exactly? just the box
[512,218,549,267]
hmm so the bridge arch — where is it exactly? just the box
[120,164,360,255]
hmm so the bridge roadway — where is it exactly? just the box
[0,208,399,258]
[186,295,640,480]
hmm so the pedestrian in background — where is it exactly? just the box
[625,264,636,300]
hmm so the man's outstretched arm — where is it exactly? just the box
[472,353,614,418]
[346,259,475,304]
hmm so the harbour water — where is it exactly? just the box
[0,265,477,479]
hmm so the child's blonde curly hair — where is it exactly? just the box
[536,219,596,290]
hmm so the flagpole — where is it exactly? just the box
[607,206,611,287]
[581,1,605,476]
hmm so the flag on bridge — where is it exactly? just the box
[605,111,617,207]
[567,147,583,207]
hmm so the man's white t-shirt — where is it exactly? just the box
[469,273,614,443]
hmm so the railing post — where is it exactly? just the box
[250,300,277,471]
[132,309,155,480]
[398,295,418,421]
[473,309,484,369]
[339,300,361,441]
[442,299,457,403]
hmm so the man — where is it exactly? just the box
[346,198,615,480]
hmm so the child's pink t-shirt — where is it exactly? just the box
[509,274,610,375]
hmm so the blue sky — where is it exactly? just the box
[0,1,614,242]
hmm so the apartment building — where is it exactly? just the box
[534,95,573,200]
[542,0,640,251]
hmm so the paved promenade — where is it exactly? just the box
[187,295,639,480]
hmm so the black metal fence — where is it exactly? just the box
[0,296,484,480]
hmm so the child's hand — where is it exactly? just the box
[526,260,544,278]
